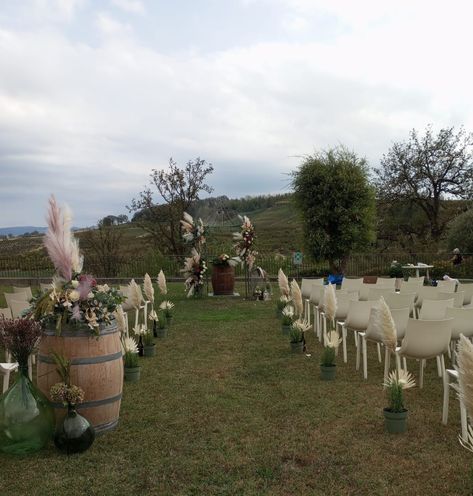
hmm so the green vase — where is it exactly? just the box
[124,366,141,383]
[157,327,168,338]
[143,344,156,357]
[383,408,408,433]
[281,324,291,335]
[54,405,95,455]
[290,341,304,353]
[0,367,54,454]
[320,364,337,380]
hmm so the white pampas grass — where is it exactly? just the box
[323,283,337,322]
[157,270,167,295]
[324,330,342,349]
[128,279,143,309]
[378,297,397,351]
[383,369,416,390]
[115,306,127,335]
[278,269,290,297]
[122,336,138,354]
[456,335,473,422]
[282,305,294,318]
[143,273,154,304]
[290,279,303,317]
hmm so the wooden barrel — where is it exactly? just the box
[37,320,123,435]
[211,265,235,295]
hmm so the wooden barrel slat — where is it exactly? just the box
[212,266,235,295]
[37,320,123,435]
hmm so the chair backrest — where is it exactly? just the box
[415,286,440,308]
[367,287,396,301]
[335,291,359,320]
[400,318,453,359]
[436,280,457,293]
[399,281,422,297]
[301,278,324,299]
[345,300,377,330]
[408,275,425,284]
[384,292,416,312]
[365,305,410,342]
[446,307,473,340]
[375,277,396,289]
[309,285,325,306]
[341,277,363,292]
[438,291,464,308]
[9,299,30,319]
[40,282,52,292]
[4,292,28,308]
[0,307,12,319]
[13,286,33,300]
[419,298,454,320]
[458,283,473,306]
[390,307,411,340]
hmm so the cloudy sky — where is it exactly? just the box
[1,0,472,227]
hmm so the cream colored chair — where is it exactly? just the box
[436,280,457,293]
[445,307,473,365]
[414,286,440,317]
[0,351,18,393]
[458,283,473,307]
[9,299,30,319]
[384,292,416,313]
[0,307,12,319]
[359,283,375,301]
[437,291,464,308]
[419,298,454,320]
[358,306,410,380]
[367,287,396,301]
[310,285,326,340]
[320,290,359,341]
[408,275,425,284]
[4,292,28,309]
[443,368,468,442]
[13,286,33,301]
[375,277,396,289]
[302,279,324,323]
[341,278,363,293]
[399,281,423,297]
[338,300,377,363]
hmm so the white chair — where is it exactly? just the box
[438,291,464,308]
[359,283,376,301]
[458,283,473,307]
[395,318,453,403]
[384,292,416,313]
[443,369,468,442]
[367,287,396,301]
[4,292,28,309]
[9,299,30,319]
[341,278,363,293]
[375,277,396,289]
[320,290,359,340]
[13,286,33,300]
[408,275,425,284]
[338,300,377,364]
[399,281,422,297]
[419,298,454,320]
[436,280,457,293]
[359,306,410,380]
[0,307,12,319]
[310,285,326,340]
[414,286,440,317]
[445,307,473,365]
[0,351,18,393]
[303,279,324,322]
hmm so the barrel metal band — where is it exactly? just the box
[38,350,123,365]
[50,392,122,409]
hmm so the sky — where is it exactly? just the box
[1,0,473,227]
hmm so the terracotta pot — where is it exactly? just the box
[211,265,235,295]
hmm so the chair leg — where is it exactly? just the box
[460,401,468,442]
[362,336,368,380]
[441,355,449,425]
[384,348,390,384]
[436,356,442,378]
[403,357,407,371]
[419,359,425,389]
[342,325,347,363]
[377,343,382,363]
[355,333,361,371]
[2,372,9,393]
[395,352,401,373]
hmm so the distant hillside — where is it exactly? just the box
[0,226,47,236]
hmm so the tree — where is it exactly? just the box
[374,126,473,241]
[447,209,473,253]
[292,146,376,274]
[128,157,214,256]
[81,220,124,277]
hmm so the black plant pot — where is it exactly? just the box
[54,406,95,455]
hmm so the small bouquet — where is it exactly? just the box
[289,319,310,344]
[49,352,85,408]
[180,212,206,248]
[181,248,207,297]
[281,305,295,326]
[212,253,239,267]
[233,215,257,269]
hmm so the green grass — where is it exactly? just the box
[0,283,472,495]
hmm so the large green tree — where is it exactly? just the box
[374,126,473,241]
[292,147,376,274]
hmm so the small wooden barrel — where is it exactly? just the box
[37,321,123,435]
[211,265,235,295]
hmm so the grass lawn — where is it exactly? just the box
[0,282,472,495]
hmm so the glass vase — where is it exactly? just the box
[0,367,54,454]
[54,405,95,455]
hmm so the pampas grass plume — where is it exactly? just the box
[290,279,303,317]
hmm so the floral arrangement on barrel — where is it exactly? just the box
[212,253,239,267]
[320,331,342,380]
[181,248,207,297]
[233,215,257,270]
[30,196,123,334]
[180,212,206,249]
[0,317,54,454]
[382,369,415,433]
[289,319,311,353]
[49,352,95,454]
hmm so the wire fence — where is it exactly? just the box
[1,250,472,281]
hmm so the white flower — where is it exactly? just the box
[69,289,80,302]
[122,336,138,354]
[87,292,94,299]
[97,284,110,293]
[324,330,342,349]
[159,300,175,310]
[383,369,416,390]
[282,305,294,318]
[148,310,159,321]
[71,280,79,288]
[132,324,147,336]
[291,319,311,333]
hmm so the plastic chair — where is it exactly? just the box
[9,300,30,319]
[341,278,363,293]
[359,283,376,301]
[4,292,28,309]
[375,277,396,289]
[419,298,454,320]
[414,286,440,317]
[367,287,396,301]
[303,279,324,322]
[320,290,358,341]
[13,286,33,300]
[437,291,464,308]
[408,275,425,284]
[399,280,423,297]
[338,300,377,363]
[436,280,457,293]
[0,351,18,393]
[384,292,416,313]
[0,307,12,319]
[443,368,468,441]
[445,307,473,365]
[310,285,326,340]
[359,306,410,380]
[457,283,473,306]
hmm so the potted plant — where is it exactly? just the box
[211,254,239,295]
[132,324,146,356]
[276,295,290,318]
[156,311,168,338]
[320,331,341,380]
[289,319,310,353]
[159,300,175,327]
[122,336,140,382]
[383,369,415,433]
[142,328,156,357]
[281,305,295,335]
[49,352,95,454]
[389,260,404,290]
[148,309,159,338]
